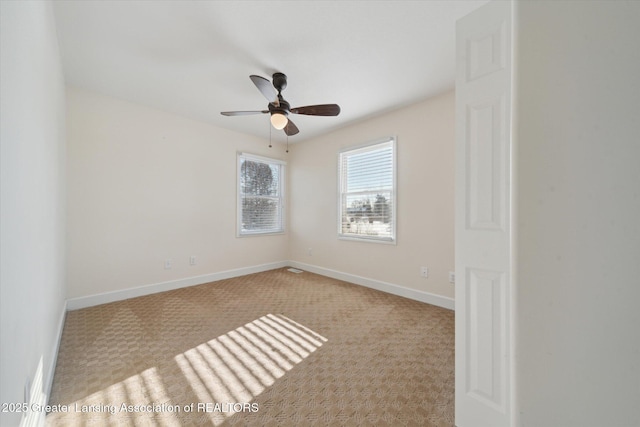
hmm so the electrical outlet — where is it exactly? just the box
[164,259,172,270]
[189,255,196,266]
[420,266,429,278]
[308,247,313,256]
[449,271,456,284]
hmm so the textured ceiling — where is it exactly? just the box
[52,0,489,142]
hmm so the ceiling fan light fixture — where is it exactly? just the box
[270,112,288,130]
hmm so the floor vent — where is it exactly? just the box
[287,268,304,274]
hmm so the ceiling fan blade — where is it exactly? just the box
[220,110,268,116]
[250,75,279,106]
[290,104,341,116]
[284,119,299,136]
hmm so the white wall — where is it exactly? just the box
[66,88,288,300]
[289,91,455,304]
[513,1,640,425]
[0,1,67,425]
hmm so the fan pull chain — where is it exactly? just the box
[269,122,272,148]
[286,134,289,153]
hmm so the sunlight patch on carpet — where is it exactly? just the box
[46,366,182,426]
[176,313,327,425]
[47,314,326,426]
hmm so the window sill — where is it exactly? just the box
[338,235,396,245]
[237,230,285,238]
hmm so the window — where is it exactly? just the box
[237,152,285,236]
[338,137,396,243]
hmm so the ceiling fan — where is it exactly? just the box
[221,73,341,136]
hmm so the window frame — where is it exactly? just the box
[237,152,286,237]
[337,136,397,244]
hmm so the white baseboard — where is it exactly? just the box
[65,260,453,312]
[288,261,455,311]
[66,261,289,310]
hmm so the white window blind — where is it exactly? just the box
[338,137,396,242]
[237,153,285,236]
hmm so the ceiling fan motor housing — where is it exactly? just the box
[269,97,290,116]
[272,72,287,93]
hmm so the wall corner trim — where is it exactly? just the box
[45,300,67,403]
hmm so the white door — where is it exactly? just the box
[455,1,512,426]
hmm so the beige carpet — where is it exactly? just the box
[48,268,454,426]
